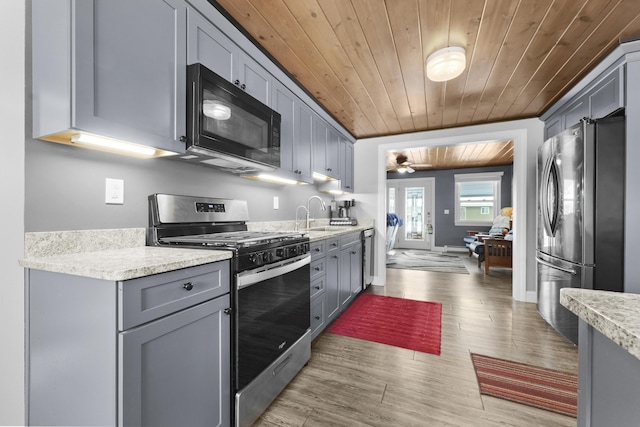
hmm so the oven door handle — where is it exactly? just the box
[236,254,310,290]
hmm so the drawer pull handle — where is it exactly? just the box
[314,285,321,290]
[183,282,194,291]
[315,316,321,320]
[314,267,321,271]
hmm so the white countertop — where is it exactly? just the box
[19,222,374,281]
[19,228,232,281]
[560,288,640,361]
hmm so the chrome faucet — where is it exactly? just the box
[305,195,326,230]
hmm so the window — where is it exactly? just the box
[454,172,503,226]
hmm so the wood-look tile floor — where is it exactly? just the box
[254,253,578,426]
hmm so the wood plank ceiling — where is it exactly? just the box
[211,0,640,169]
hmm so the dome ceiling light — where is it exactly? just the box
[426,46,466,82]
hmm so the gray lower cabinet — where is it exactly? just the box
[578,320,640,426]
[339,233,362,310]
[309,233,362,339]
[27,261,231,427]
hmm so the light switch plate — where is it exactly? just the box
[105,178,124,204]
[273,196,279,210]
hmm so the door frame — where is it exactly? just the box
[387,177,435,250]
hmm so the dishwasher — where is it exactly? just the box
[362,228,375,288]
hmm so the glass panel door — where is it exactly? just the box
[387,178,434,250]
[404,187,424,243]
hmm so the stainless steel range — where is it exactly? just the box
[148,194,311,427]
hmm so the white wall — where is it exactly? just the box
[354,118,544,302]
[0,1,26,425]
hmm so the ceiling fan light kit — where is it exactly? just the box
[426,46,466,82]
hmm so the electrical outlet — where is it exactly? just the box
[105,178,124,204]
[273,196,279,210]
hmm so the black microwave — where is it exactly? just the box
[185,63,281,172]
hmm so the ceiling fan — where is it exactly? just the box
[390,153,431,173]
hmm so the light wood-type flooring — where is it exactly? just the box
[254,253,578,426]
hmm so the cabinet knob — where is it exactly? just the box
[240,83,246,90]
[351,251,357,254]
[224,307,232,315]
[314,285,321,290]
[234,79,240,86]
[179,135,187,143]
[332,255,339,259]
[182,282,193,291]
[314,266,321,271]
[314,316,321,320]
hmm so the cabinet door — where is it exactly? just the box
[326,128,341,180]
[313,116,329,177]
[349,243,363,297]
[295,101,314,183]
[239,51,272,106]
[273,81,296,175]
[589,70,623,119]
[119,295,231,427]
[325,244,341,322]
[74,0,186,152]
[339,247,354,309]
[186,6,237,81]
[341,139,354,192]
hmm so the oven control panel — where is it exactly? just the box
[236,241,309,271]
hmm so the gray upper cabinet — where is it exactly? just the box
[543,66,624,139]
[340,138,355,192]
[186,6,236,80]
[186,7,271,106]
[32,0,187,153]
[313,117,341,180]
[272,80,314,183]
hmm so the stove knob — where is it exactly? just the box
[263,252,273,263]
[276,248,284,258]
[289,246,298,256]
[249,254,261,265]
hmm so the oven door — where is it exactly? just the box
[234,254,310,391]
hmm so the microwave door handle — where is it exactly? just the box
[237,254,310,289]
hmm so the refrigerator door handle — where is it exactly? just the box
[535,256,577,275]
[540,156,561,237]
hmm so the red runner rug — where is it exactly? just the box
[326,294,442,355]
[470,353,578,417]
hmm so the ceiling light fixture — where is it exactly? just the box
[426,46,466,82]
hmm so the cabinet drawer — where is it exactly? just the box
[326,237,340,252]
[310,258,325,281]
[119,261,230,330]
[310,276,325,299]
[310,240,326,260]
[340,232,361,247]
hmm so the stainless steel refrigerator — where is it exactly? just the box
[536,114,625,345]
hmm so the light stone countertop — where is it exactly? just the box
[19,221,374,281]
[19,228,231,281]
[560,288,640,361]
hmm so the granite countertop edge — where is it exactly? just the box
[20,222,374,280]
[560,288,640,361]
